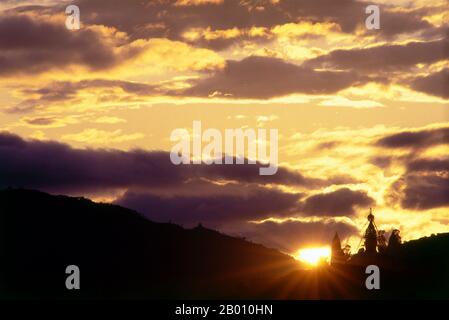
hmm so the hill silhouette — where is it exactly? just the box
[1,188,449,299]
[0,188,300,299]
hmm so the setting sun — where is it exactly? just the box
[296,247,331,266]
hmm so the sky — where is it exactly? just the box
[0,0,448,255]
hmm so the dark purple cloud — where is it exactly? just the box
[301,187,375,216]
[407,158,449,173]
[182,56,365,98]
[0,132,341,193]
[376,126,449,149]
[372,128,449,210]
[116,185,373,227]
[0,14,139,75]
[371,127,449,211]
[409,68,449,99]
[376,7,435,38]
[385,156,449,210]
[306,39,449,72]
[115,188,302,226]
[390,174,449,210]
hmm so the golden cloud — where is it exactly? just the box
[62,129,145,145]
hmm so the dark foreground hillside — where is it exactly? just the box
[0,189,299,299]
[1,189,449,299]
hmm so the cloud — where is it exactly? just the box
[181,26,272,51]
[23,116,56,126]
[0,132,368,242]
[182,56,365,99]
[370,155,393,169]
[306,39,449,72]
[61,129,145,144]
[370,126,449,211]
[6,79,159,113]
[174,0,223,6]
[0,0,65,10]
[29,80,154,98]
[0,132,332,193]
[19,115,79,128]
[67,0,433,49]
[376,126,449,149]
[0,14,138,76]
[6,51,375,109]
[70,0,284,42]
[271,21,341,40]
[407,158,449,172]
[384,155,449,210]
[376,7,435,37]
[115,187,302,226]
[301,188,375,216]
[113,38,225,76]
[0,12,224,80]
[389,173,449,210]
[409,68,449,99]
[314,141,341,151]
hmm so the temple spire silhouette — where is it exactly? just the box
[364,208,378,254]
[331,232,345,266]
